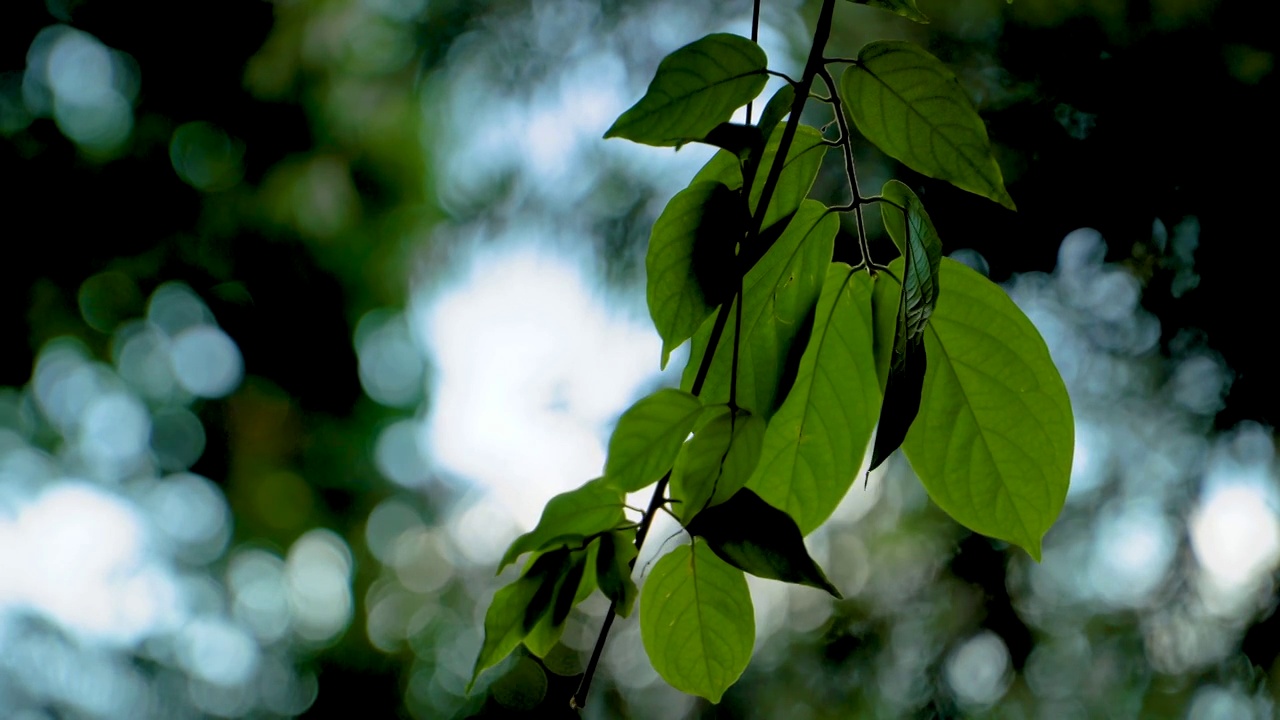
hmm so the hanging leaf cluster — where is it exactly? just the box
[472,0,1073,707]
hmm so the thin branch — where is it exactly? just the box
[817,65,874,267]
[766,69,799,84]
[824,56,859,64]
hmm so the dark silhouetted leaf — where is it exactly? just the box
[470,549,571,690]
[648,181,746,367]
[687,488,842,597]
[701,122,765,159]
[691,124,828,231]
[523,543,598,658]
[682,201,836,418]
[595,529,639,617]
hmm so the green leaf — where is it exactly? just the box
[605,33,768,147]
[867,181,942,472]
[689,125,828,231]
[523,544,597,658]
[860,0,930,23]
[470,550,570,691]
[747,263,881,535]
[605,388,706,491]
[687,488,842,598]
[596,529,639,617]
[499,477,625,572]
[671,407,767,523]
[647,181,746,367]
[757,83,796,136]
[901,257,1073,560]
[682,200,837,418]
[640,541,754,703]
[880,181,942,340]
[840,41,1015,210]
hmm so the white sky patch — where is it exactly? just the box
[1191,479,1280,591]
[416,240,665,530]
[0,482,181,645]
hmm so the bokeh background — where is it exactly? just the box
[2,0,1277,717]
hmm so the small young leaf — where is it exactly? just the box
[867,181,942,472]
[840,41,1015,210]
[690,125,828,231]
[605,33,768,147]
[900,258,1074,560]
[640,541,754,703]
[595,529,639,617]
[757,83,796,136]
[687,488,842,598]
[470,550,570,691]
[605,388,706,492]
[499,477,625,572]
[648,181,746,367]
[670,406,767,523]
[682,201,837,418]
[747,263,880,535]
[859,0,929,23]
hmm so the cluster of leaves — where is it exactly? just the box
[472,0,1073,706]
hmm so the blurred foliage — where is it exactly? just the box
[2,0,1278,718]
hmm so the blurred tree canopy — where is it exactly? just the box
[2,0,1278,718]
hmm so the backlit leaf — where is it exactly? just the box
[499,477,624,572]
[605,388,706,492]
[747,263,880,535]
[670,406,766,523]
[841,41,1015,209]
[901,258,1073,560]
[640,542,754,703]
[687,488,841,597]
[605,33,767,147]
